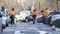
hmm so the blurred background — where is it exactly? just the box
[0,0,60,14]
[0,0,60,34]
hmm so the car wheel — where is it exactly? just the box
[52,19,60,28]
[37,17,43,23]
[2,21,7,28]
[25,18,29,22]
[2,24,6,29]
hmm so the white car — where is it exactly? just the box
[15,10,31,22]
[2,9,10,28]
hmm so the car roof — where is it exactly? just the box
[50,10,60,15]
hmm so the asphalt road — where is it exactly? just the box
[3,21,60,34]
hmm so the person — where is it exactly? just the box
[45,8,51,24]
[32,8,38,24]
[1,7,5,16]
[41,10,47,24]
[9,8,14,25]
[45,8,50,16]
[45,8,56,30]
[1,7,5,11]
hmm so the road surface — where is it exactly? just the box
[3,21,60,34]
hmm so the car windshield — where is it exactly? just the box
[50,11,60,15]
[20,11,30,15]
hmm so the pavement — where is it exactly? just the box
[3,21,60,34]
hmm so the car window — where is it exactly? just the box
[6,10,9,14]
[6,10,9,16]
[20,11,30,16]
[50,12,60,15]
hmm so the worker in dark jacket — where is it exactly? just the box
[41,10,47,24]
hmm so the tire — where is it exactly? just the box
[2,21,7,28]
[2,23,8,29]
[25,18,29,22]
[37,18,43,23]
[6,23,8,27]
[2,24,6,29]
[52,19,60,28]
[6,20,8,27]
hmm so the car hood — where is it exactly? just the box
[2,16,10,19]
[15,15,19,18]
[2,17,7,20]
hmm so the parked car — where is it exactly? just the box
[15,10,31,22]
[15,10,41,22]
[37,10,60,26]
[2,9,10,28]
[46,10,60,25]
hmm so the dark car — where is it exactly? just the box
[37,10,60,26]
[46,10,60,25]
[37,16,43,23]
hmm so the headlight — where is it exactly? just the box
[2,18,6,25]
[2,17,7,20]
